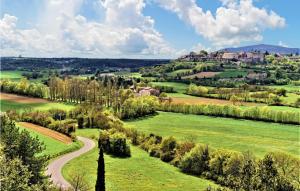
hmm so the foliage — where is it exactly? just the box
[179,144,210,175]
[95,145,105,191]
[0,114,49,189]
[99,130,131,157]
[120,96,159,119]
[0,78,48,98]
[186,84,209,96]
[159,103,300,125]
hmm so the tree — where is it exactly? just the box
[179,144,210,175]
[0,114,48,185]
[241,152,257,191]
[0,145,33,191]
[69,172,90,191]
[257,154,279,191]
[96,146,105,191]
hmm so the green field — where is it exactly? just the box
[126,112,300,157]
[167,69,192,77]
[18,125,81,157]
[62,129,219,191]
[216,70,248,78]
[281,93,300,105]
[150,82,189,93]
[0,70,24,80]
[267,85,300,92]
[0,99,76,112]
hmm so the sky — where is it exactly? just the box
[0,0,299,58]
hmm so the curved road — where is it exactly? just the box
[46,136,96,190]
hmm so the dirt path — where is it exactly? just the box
[18,122,72,144]
[46,136,96,190]
[0,92,49,103]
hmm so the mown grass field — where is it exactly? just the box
[62,129,220,191]
[150,82,189,93]
[0,70,24,80]
[216,70,248,78]
[0,99,75,112]
[18,125,81,157]
[126,112,300,158]
[267,85,300,92]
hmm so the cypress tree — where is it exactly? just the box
[95,146,105,191]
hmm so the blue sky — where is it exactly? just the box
[1,0,299,58]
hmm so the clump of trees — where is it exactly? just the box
[159,103,300,125]
[0,113,51,190]
[152,85,175,93]
[7,110,77,137]
[0,78,48,98]
[120,96,159,119]
[99,130,131,157]
[186,84,209,96]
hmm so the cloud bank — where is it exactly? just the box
[157,0,285,46]
[0,0,286,57]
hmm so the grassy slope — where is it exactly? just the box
[0,70,23,79]
[267,85,300,92]
[216,70,248,78]
[18,125,81,157]
[62,129,219,191]
[150,82,189,93]
[125,112,300,157]
[0,99,75,112]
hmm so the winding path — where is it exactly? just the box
[46,136,96,190]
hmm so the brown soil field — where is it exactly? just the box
[182,72,220,79]
[172,97,263,106]
[18,122,72,144]
[0,92,49,103]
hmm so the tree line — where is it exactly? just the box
[95,114,300,191]
[159,103,300,125]
[0,78,48,98]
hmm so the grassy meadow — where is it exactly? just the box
[0,70,24,80]
[0,99,75,112]
[18,125,81,157]
[150,82,189,93]
[62,129,220,191]
[125,112,300,158]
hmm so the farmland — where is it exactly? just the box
[62,129,220,191]
[18,123,81,157]
[0,70,23,80]
[126,112,300,157]
[0,93,75,112]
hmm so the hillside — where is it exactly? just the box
[222,44,299,55]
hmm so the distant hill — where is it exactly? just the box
[221,44,299,55]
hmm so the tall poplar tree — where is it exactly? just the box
[95,145,105,191]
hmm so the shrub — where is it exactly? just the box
[161,151,176,162]
[160,136,177,153]
[109,133,131,157]
[99,130,131,157]
[179,144,210,175]
[149,146,161,158]
[48,109,67,120]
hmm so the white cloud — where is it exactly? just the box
[156,0,285,47]
[0,0,174,58]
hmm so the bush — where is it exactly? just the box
[109,133,131,157]
[161,151,176,162]
[99,130,131,157]
[160,136,177,153]
[48,109,67,120]
[179,144,210,175]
